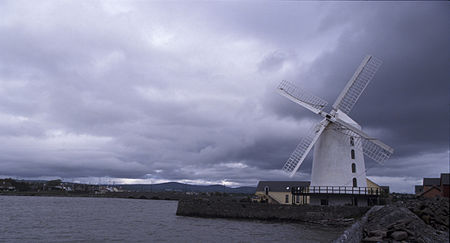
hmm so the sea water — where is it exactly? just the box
[0,196,344,242]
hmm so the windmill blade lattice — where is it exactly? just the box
[361,138,393,164]
[278,80,328,114]
[333,56,382,114]
[330,119,394,164]
[282,120,328,177]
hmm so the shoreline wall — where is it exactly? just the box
[176,199,369,224]
[0,191,188,200]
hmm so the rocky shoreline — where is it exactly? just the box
[361,204,448,242]
[338,196,449,243]
[396,196,449,232]
[176,196,449,243]
[0,191,196,201]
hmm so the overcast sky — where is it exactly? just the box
[0,1,448,192]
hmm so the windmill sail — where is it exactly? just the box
[277,80,328,114]
[282,119,329,177]
[332,55,382,114]
[361,138,393,164]
[277,55,393,178]
[333,118,394,164]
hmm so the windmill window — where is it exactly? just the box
[285,195,289,203]
[351,149,355,159]
[264,186,269,195]
[350,137,355,146]
[353,178,357,187]
[352,163,356,173]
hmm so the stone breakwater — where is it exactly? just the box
[176,198,369,225]
[360,205,449,243]
[177,197,450,242]
[334,197,449,243]
[333,206,382,243]
[396,196,449,232]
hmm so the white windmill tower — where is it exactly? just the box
[277,55,393,200]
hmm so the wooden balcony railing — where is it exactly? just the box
[292,186,380,196]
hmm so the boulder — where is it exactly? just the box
[391,231,408,241]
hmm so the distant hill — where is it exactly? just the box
[118,182,256,194]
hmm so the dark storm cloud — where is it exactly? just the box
[258,3,449,185]
[0,1,448,192]
[308,4,450,166]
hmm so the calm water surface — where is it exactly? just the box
[0,196,344,242]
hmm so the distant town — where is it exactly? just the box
[0,178,256,195]
[1,173,448,201]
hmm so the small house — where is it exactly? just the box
[255,181,310,205]
[440,173,449,198]
[417,173,449,198]
[255,178,384,207]
[423,178,440,192]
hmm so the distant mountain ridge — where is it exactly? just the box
[118,182,256,194]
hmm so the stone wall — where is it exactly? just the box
[310,194,369,207]
[333,206,382,243]
[176,198,369,224]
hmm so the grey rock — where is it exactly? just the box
[403,228,414,236]
[416,238,426,243]
[368,230,387,238]
[391,231,408,241]
[361,236,383,242]
[421,214,430,224]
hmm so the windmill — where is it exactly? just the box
[277,55,393,189]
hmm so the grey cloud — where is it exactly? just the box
[258,51,296,73]
[0,1,448,192]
